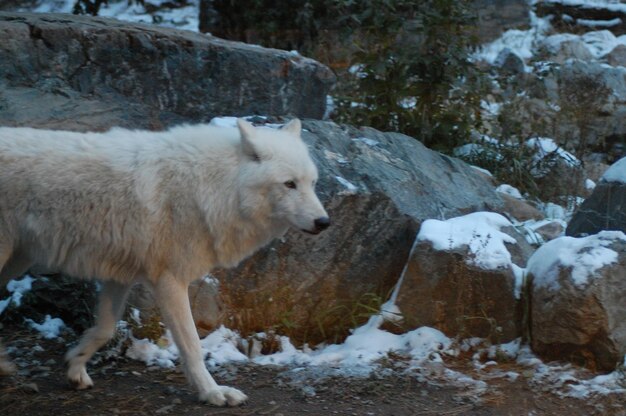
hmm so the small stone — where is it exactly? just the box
[171,398,182,405]
[20,382,39,393]
[155,404,175,414]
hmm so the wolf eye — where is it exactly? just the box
[284,180,297,189]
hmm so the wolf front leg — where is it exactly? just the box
[152,275,247,406]
[66,280,131,389]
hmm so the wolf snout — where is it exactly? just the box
[314,216,331,232]
[302,216,331,235]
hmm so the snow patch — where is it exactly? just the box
[0,275,35,315]
[26,315,66,339]
[496,184,523,199]
[126,335,178,368]
[201,326,248,366]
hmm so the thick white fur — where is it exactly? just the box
[0,119,328,406]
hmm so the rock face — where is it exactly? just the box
[471,0,530,43]
[497,60,626,154]
[212,120,505,344]
[528,232,626,371]
[567,157,626,237]
[0,12,335,131]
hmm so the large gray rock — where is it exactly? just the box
[528,232,626,371]
[0,12,335,130]
[604,44,626,67]
[209,121,505,344]
[567,157,626,237]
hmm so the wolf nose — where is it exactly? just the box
[314,217,331,232]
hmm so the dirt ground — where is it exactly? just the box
[1,328,624,416]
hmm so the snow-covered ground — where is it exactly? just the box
[3,207,625,400]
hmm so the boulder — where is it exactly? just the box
[533,221,565,242]
[494,48,525,75]
[528,231,626,371]
[604,44,626,67]
[394,212,525,342]
[0,12,335,131]
[499,193,545,222]
[537,37,594,64]
[567,157,626,237]
[212,121,505,345]
[471,0,530,44]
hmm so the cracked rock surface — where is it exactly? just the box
[0,12,335,131]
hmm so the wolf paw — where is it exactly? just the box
[67,364,94,390]
[199,386,248,406]
[220,386,248,406]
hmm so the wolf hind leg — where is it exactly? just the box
[0,341,16,375]
[0,243,18,375]
[66,280,131,389]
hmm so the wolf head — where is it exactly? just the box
[236,119,330,235]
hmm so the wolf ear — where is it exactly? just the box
[281,118,302,136]
[237,119,261,162]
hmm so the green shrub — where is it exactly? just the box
[332,0,485,151]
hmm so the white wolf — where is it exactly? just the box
[0,118,329,406]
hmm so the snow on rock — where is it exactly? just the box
[527,230,626,290]
[334,176,358,194]
[0,275,35,315]
[601,156,626,182]
[417,212,517,270]
[530,228,626,370]
[474,29,538,64]
[526,137,581,177]
[25,315,66,339]
[496,184,523,199]
[351,137,380,147]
